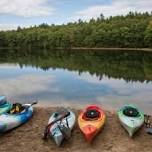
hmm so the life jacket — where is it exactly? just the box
[9,103,24,114]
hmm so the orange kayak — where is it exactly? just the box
[78,105,106,142]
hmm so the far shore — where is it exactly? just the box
[0,47,152,52]
[71,47,152,52]
[0,106,151,152]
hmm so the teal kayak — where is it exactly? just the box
[117,104,144,137]
[0,96,12,115]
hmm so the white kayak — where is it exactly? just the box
[45,108,76,146]
[117,105,144,137]
[0,103,34,133]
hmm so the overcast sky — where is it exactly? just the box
[0,0,152,30]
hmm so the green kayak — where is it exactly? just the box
[117,104,144,137]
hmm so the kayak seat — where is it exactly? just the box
[83,109,100,120]
[9,103,25,114]
[0,100,7,107]
[123,107,139,117]
[0,97,7,106]
[54,112,59,118]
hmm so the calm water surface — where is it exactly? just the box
[0,49,152,113]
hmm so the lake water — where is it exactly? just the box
[0,49,152,114]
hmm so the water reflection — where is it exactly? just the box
[0,49,152,113]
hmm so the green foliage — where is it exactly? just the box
[145,21,152,47]
[0,12,152,48]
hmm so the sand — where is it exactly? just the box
[0,107,152,152]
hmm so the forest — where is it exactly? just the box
[0,12,152,49]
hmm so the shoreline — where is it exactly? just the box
[0,106,151,152]
[71,47,152,52]
[0,47,152,52]
[35,103,152,115]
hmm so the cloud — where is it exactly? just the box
[73,0,152,21]
[0,74,59,98]
[0,0,54,17]
[0,23,29,31]
[76,72,152,96]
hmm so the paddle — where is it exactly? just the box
[43,110,70,140]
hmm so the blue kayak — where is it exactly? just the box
[0,104,33,133]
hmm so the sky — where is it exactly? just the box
[0,0,152,31]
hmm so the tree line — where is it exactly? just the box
[0,12,152,49]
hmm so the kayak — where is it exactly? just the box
[0,96,12,115]
[44,108,75,146]
[117,104,144,137]
[0,103,34,133]
[78,105,106,142]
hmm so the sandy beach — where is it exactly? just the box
[0,107,152,152]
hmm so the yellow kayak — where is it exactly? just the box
[78,105,106,142]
